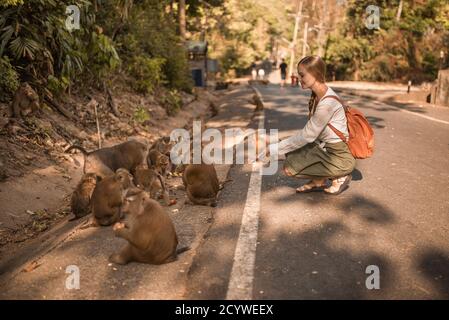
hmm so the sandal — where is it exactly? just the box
[296,181,329,193]
[324,175,352,195]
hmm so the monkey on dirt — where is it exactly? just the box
[10,82,40,118]
[70,173,97,220]
[65,140,148,179]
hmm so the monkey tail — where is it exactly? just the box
[176,246,190,255]
[65,145,89,155]
[219,178,233,190]
[156,173,167,193]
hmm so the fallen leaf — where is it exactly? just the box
[22,260,42,273]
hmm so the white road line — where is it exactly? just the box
[346,94,449,126]
[226,87,265,300]
[395,108,449,125]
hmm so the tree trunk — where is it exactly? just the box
[396,0,403,22]
[179,0,186,41]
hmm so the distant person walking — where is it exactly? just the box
[251,62,257,80]
[279,58,288,87]
[258,68,265,81]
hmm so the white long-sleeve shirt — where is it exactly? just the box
[272,87,349,156]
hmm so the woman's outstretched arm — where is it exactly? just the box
[271,103,335,155]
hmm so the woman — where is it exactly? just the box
[268,55,356,195]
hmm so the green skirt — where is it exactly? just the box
[284,141,356,178]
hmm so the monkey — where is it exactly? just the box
[134,164,171,206]
[65,140,148,179]
[10,82,40,118]
[109,188,189,265]
[91,168,134,226]
[252,93,263,111]
[147,149,171,176]
[150,136,173,156]
[70,173,97,220]
[181,164,220,207]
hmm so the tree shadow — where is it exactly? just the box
[254,220,394,299]
[415,248,449,299]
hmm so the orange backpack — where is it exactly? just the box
[322,95,374,159]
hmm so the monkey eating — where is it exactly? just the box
[65,140,148,179]
[70,173,97,220]
[109,188,189,265]
[91,168,134,226]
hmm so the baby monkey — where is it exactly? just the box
[70,173,97,220]
[147,149,171,176]
[109,188,189,265]
[134,164,171,206]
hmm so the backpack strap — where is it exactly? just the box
[320,95,349,143]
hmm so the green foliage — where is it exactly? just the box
[132,106,151,123]
[325,0,449,82]
[0,56,20,101]
[0,0,193,101]
[117,0,193,92]
[128,56,165,94]
[0,0,24,7]
[161,89,182,116]
[87,32,120,80]
[46,75,69,96]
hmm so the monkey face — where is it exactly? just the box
[115,168,134,188]
[82,173,98,185]
[157,154,169,167]
[122,188,150,215]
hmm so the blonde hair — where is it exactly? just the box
[297,55,326,118]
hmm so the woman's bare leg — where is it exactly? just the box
[283,168,329,191]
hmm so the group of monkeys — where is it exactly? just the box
[67,137,220,265]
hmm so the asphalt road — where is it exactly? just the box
[186,83,449,299]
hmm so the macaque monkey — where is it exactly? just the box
[134,164,171,206]
[10,82,40,118]
[109,188,189,265]
[147,149,171,176]
[181,164,219,207]
[70,173,97,220]
[65,140,148,179]
[91,168,134,226]
[150,136,173,156]
[252,93,263,111]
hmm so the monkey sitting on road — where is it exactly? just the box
[134,164,171,206]
[91,168,134,226]
[181,164,220,207]
[65,140,148,179]
[70,173,97,220]
[109,188,189,265]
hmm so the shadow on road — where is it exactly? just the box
[415,248,449,299]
